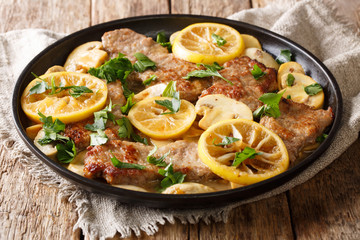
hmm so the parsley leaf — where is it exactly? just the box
[88,53,133,84]
[146,145,169,167]
[111,153,146,170]
[29,73,93,98]
[232,147,262,167]
[156,31,172,52]
[37,112,69,145]
[56,140,76,163]
[133,53,156,72]
[211,33,227,46]
[89,130,108,146]
[316,133,328,143]
[155,81,181,115]
[213,136,240,146]
[253,92,284,119]
[276,50,292,64]
[287,95,292,99]
[116,117,148,145]
[143,75,157,86]
[158,163,186,190]
[120,93,136,115]
[85,100,116,132]
[304,83,323,96]
[251,64,266,80]
[183,62,233,85]
[286,73,295,86]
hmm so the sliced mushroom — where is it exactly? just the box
[64,41,108,73]
[277,61,305,89]
[67,151,87,176]
[241,34,262,50]
[133,83,167,102]
[195,94,253,130]
[242,47,279,70]
[34,129,57,159]
[45,65,66,74]
[112,185,148,192]
[162,182,214,194]
[279,72,324,109]
[26,124,43,140]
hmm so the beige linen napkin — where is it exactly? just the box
[1,0,359,239]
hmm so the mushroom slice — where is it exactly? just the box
[64,41,108,73]
[241,34,262,50]
[133,83,167,102]
[34,129,57,159]
[242,47,279,70]
[162,183,214,194]
[67,151,87,176]
[195,94,253,130]
[26,124,43,140]
[277,61,305,89]
[112,185,148,192]
[279,73,324,109]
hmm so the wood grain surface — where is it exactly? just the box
[0,0,359,239]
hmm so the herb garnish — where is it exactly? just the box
[156,32,172,52]
[287,95,292,99]
[56,140,76,163]
[116,117,148,145]
[146,145,169,167]
[89,130,108,146]
[276,50,292,64]
[213,136,240,146]
[232,147,262,167]
[286,73,295,86]
[158,163,186,190]
[133,53,156,72]
[120,93,136,115]
[85,100,116,132]
[253,92,284,119]
[154,81,181,115]
[304,83,323,96]
[211,33,227,46]
[110,153,146,170]
[37,112,69,145]
[143,75,157,86]
[183,62,233,85]
[29,73,93,98]
[251,64,266,80]
[88,53,133,84]
[316,133,328,143]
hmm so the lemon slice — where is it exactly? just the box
[128,97,196,139]
[279,72,324,109]
[198,119,289,185]
[21,72,108,123]
[172,22,245,64]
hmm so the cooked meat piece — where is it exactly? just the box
[102,28,212,102]
[260,99,333,162]
[200,56,278,111]
[83,140,219,188]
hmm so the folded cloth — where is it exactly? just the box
[1,0,359,239]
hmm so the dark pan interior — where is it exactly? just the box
[12,15,342,209]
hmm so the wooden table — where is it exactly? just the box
[1,0,359,239]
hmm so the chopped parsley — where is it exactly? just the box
[156,31,172,52]
[116,117,148,145]
[146,145,169,167]
[304,83,323,96]
[37,112,69,145]
[89,130,108,146]
[29,73,93,98]
[143,75,157,86]
[253,92,284,119]
[133,52,156,72]
[56,140,76,164]
[213,136,240,146]
[85,100,116,132]
[158,163,186,191]
[286,73,295,86]
[316,133,328,143]
[154,81,181,115]
[232,147,262,167]
[211,33,227,46]
[251,64,266,80]
[183,62,233,85]
[111,153,146,170]
[276,50,292,64]
[120,93,136,115]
